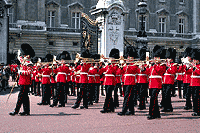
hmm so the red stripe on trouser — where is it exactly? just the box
[127,87,133,107]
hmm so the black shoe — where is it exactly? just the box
[72,104,79,109]
[192,113,200,116]
[37,102,44,105]
[161,108,173,112]
[100,109,108,113]
[101,94,105,96]
[58,104,65,107]
[34,94,38,96]
[49,104,55,107]
[179,96,182,99]
[94,101,98,103]
[9,112,18,116]
[80,106,88,109]
[147,115,155,120]
[50,97,53,100]
[117,112,126,116]
[125,111,134,115]
[19,112,30,116]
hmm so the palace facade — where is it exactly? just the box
[1,0,200,61]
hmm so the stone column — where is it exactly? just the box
[38,0,45,22]
[17,0,26,20]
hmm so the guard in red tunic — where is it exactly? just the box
[118,46,139,116]
[161,48,177,112]
[190,48,200,116]
[50,55,69,107]
[50,62,57,99]
[72,50,91,109]
[37,61,52,105]
[182,47,193,110]
[100,49,119,113]
[147,45,166,120]
[176,56,184,99]
[137,46,150,110]
[9,43,35,116]
[30,57,38,95]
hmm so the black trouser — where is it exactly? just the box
[2,79,8,90]
[12,72,16,81]
[52,82,65,106]
[64,82,69,103]
[41,84,50,104]
[36,82,41,95]
[162,84,173,110]
[88,83,95,103]
[114,83,121,107]
[94,83,100,102]
[72,82,76,96]
[121,85,135,113]
[100,81,104,95]
[192,86,200,114]
[149,88,160,118]
[75,83,88,107]
[138,83,148,109]
[177,80,183,98]
[183,83,192,108]
[103,85,114,111]
[171,83,176,96]
[50,83,57,97]
[14,85,30,114]
[31,80,36,94]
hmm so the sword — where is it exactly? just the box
[6,75,19,103]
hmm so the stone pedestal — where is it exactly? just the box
[91,0,128,57]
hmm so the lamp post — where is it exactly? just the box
[137,0,147,51]
[4,1,12,65]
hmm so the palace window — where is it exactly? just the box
[8,7,15,27]
[48,11,55,27]
[138,16,146,31]
[178,18,184,33]
[158,17,166,33]
[72,12,80,29]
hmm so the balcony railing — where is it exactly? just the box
[47,27,81,33]
[124,30,195,39]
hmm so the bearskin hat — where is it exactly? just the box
[81,49,92,58]
[191,48,200,61]
[165,48,176,61]
[139,46,147,60]
[153,45,163,58]
[109,48,120,59]
[32,57,39,63]
[184,46,193,58]
[61,51,71,60]
[20,43,35,58]
[45,54,53,62]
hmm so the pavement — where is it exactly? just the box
[0,77,200,133]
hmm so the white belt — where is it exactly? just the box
[77,75,80,77]
[191,76,200,78]
[80,72,88,75]
[149,75,162,78]
[31,74,33,77]
[124,74,136,76]
[95,74,100,76]
[42,75,50,77]
[164,74,174,76]
[67,74,70,76]
[58,72,66,75]
[176,73,184,75]
[116,75,121,76]
[88,75,95,77]
[138,74,147,76]
[105,74,115,77]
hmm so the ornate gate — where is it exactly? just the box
[80,13,99,54]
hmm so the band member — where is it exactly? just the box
[147,45,166,120]
[72,50,91,109]
[88,62,96,105]
[50,53,69,107]
[182,47,193,110]
[100,48,119,113]
[137,46,150,110]
[190,48,200,116]
[50,62,57,99]
[118,46,139,115]
[9,43,35,116]
[161,48,177,112]
[35,63,42,96]
[37,61,52,105]
[31,57,38,95]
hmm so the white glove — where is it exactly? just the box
[100,58,104,62]
[120,60,124,64]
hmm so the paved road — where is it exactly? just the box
[0,80,199,133]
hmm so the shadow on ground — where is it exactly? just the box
[30,112,81,116]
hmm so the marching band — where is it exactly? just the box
[7,43,200,120]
